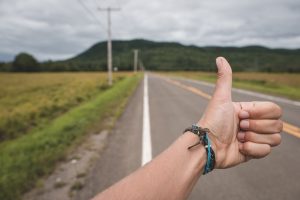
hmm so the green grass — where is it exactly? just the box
[232,79,300,100]
[0,74,142,200]
[0,72,132,141]
[159,71,300,101]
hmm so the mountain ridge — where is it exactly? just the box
[64,39,300,72]
[1,39,300,72]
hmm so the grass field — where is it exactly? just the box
[159,71,300,100]
[0,72,131,140]
[0,72,142,200]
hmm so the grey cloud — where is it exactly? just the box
[0,0,299,61]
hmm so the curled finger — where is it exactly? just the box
[239,141,271,159]
[240,119,283,134]
[239,101,282,119]
[237,131,281,147]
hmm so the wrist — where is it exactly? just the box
[179,133,207,174]
[197,120,220,169]
[182,123,216,173]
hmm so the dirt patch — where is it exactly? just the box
[23,130,109,200]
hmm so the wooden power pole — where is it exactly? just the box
[133,49,139,73]
[98,7,120,85]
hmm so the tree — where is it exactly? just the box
[12,52,39,72]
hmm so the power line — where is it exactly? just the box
[78,0,122,85]
[93,0,122,38]
[77,0,106,30]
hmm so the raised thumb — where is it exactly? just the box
[212,57,232,102]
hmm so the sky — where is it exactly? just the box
[0,0,300,61]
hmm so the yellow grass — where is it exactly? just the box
[0,73,142,200]
[233,72,300,87]
[0,72,132,140]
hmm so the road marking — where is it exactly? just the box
[166,78,212,100]
[163,77,300,139]
[283,122,300,138]
[142,74,152,165]
[177,77,300,107]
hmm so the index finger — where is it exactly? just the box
[238,101,282,119]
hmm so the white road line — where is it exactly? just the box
[142,74,152,166]
[177,77,300,107]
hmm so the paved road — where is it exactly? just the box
[76,73,300,200]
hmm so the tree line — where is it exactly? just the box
[1,40,300,72]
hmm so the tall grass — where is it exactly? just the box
[0,72,130,140]
[0,74,142,200]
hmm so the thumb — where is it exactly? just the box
[212,57,233,102]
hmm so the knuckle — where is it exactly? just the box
[243,142,253,154]
[249,120,257,130]
[250,101,259,117]
[244,132,254,142]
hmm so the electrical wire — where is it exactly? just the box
[77,0,106,30]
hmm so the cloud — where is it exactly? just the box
[0,0,299,61]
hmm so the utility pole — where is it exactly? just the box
[133,49,139,73]
[98,7,120,86]
[139,60,145,71]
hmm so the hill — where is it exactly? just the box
[1,39,300,72]
[62,39,300,72]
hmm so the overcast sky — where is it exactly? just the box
[0,0,299,61]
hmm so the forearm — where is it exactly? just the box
[92,57,283,200]
[93,133,206,200]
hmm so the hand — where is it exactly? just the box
[198,57,282,169]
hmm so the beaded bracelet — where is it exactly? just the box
[183,124,216,174]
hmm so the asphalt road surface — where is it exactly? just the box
[76,73,300,200]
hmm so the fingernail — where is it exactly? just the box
[239,111,249,118]
[240,120,249,129]
[216,57,223,67]
[237,132,245,142]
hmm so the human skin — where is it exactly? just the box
[92,57,282,200]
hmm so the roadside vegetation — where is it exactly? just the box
[0,72,142,200]
[0,72,129,141]
[160,71,300,100]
